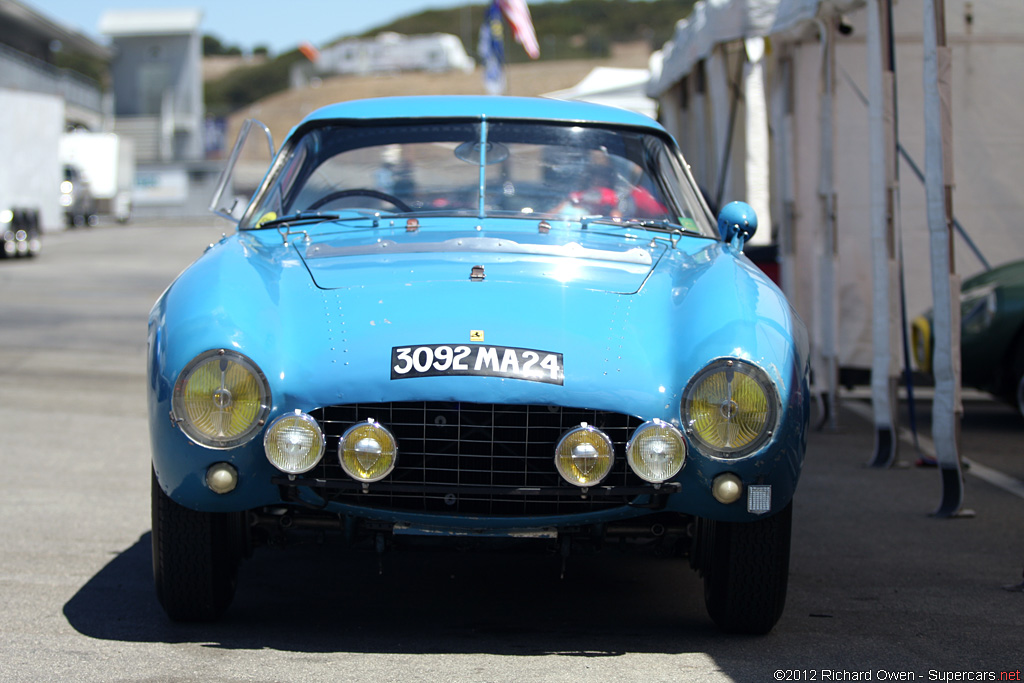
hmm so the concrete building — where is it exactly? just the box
[317,33,475,76]
[99,8,204,163]
[99,8,220,218]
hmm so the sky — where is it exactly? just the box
[29,0,579,55]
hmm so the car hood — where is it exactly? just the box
[154,226,804,424]
[296,228,667,295]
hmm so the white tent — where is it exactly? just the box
[648,0,1024,512]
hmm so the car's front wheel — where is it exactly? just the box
[151,469,247,621]
[695,502,792,634]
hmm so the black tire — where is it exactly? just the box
[151,469,246,621]
[697,502,792,635]
[1015,362,1024,419]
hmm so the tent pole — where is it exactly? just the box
[923,0,966,517]
[817,17,839,432]
[885,0,923,458]
[867,0,900,468]
[714,49,746,210]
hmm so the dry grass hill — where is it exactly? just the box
[223,42,652,145]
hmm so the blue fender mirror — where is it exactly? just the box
[717,201,758,250]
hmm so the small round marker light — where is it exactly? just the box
[711,472,743,504]
[206,462,238,494]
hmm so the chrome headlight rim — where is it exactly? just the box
[554,423,615,487]
[626,419,687,483]
[681,357,780,460]
[171,348,272,450]
[338,419,398,483]
[263,410,326,474]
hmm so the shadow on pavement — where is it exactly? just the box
[62,403,1024,674]
[64,532,741,655]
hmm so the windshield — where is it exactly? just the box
[241,119,713,235]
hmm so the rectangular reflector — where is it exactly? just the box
[747,485,772,514]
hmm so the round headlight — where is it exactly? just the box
[339,419,397,483]
[555,424,614,487]
[682,359,778,459]
[627,419,686,483]
[910,316,931,373]
[171,349,271,449]
[264,411,325,474]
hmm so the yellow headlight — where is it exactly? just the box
[264,411,325,474]
[682,359,778,458]
[627,420,686,483]
[172,349,271,449]
[910,316,932,373]
[555,424,614,487]
[339,420,397,482]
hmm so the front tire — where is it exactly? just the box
[696,502,792,634]
[151,469,246,621]
[1012,345,1024,419]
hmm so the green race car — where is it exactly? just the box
[912,259,1024,418]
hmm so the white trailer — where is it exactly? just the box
[60,131,135,223]
[0,88,63,256]
[0,89,63,229]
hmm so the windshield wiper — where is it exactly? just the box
[580,216,694,234]
[254,211,344,230]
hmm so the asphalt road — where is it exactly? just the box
[1,222,1022,682]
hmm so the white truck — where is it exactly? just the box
[60,131,135,224]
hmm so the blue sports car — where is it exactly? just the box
[148,96,810,634]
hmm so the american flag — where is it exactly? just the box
[497,0,540,60]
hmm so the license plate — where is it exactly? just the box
[391,344,563,385]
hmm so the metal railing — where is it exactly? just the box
[0,43,103,114]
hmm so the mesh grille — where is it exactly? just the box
[304,402,645,516]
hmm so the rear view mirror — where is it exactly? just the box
[717,201,757,250]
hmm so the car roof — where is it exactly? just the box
[297,95,665,133]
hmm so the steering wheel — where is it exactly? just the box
[307,188,412,212]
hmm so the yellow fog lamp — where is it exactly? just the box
[682,358,778,459]
[264,410,325,474]
[339,419,398,483]
[171,349,271,449]
[626,420,686,483]
[555,423,614,487]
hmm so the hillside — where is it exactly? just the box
[365,0,693,62]
[206,0,692,116]
[225,42,652,145]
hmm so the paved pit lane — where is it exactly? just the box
[0,222,1021,682]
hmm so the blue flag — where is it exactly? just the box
[479,0,506,95]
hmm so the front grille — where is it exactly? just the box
[297,402,647,516]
